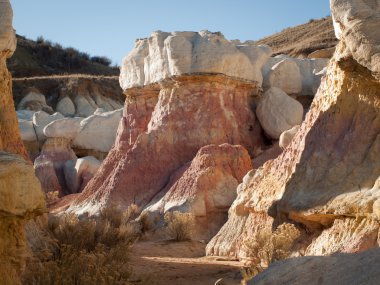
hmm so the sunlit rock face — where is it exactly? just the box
[69,74,266,215]
[0,3,45,284]
[0,0,28,160]
[142,143,253,241]
[119,30,272,89]
[207,0,380,261]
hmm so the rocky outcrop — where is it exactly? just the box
[0,1,28,160]
[256,87,303,139]
[331,0,380,79]
[143,144,252,240]
[34,137,77,195]
[120,30,272,89]
[70,73,266,215]
[308,47,336,59]
[0,3,45,284]
[262,56,329,96]
[207,0,380,261]
[0,152,45,285]
[17,87,54,113]
[250,248,380,285]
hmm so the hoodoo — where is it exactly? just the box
[207,0,380,266]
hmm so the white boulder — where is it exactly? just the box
[32,111,64,142]
[43,117,83,139]
[72,109,123,152]
[120,30,272,89]
[16,110,35,121]
[256,87,304,139]
[264,59,302,94]
[56,97,76,117]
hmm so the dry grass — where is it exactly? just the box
[22,205,142,285]
[241,223,300,283]
[164,211,195,241]
[257,16,338,57]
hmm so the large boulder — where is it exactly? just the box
[43,117,83,139]
[256,87,303,139]
[72,108,123,153]
[207,0,380,262]
[263,59,302,94]
[250,249,380,285]
[331,0,380,79]
[119,30,272,89]
[32,111,64,142]
[262,57,329,96]
[143,144,252,240]
[0,152,46,285]
[69,73,266,216]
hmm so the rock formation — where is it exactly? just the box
[0,2,45,284]
[207,0,380,264]
[70,72,266,215]
[143,144,252,240]
[249,248,380,285]
[0,152,45,284]
[0,0,28,160]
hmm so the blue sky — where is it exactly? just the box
[11,0,330,65]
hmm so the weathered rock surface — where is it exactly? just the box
[207,0,380,261]
[143,144,252,240]
[0,152,45,285]
[72,108,122,152]
[63,156,101,194]
[69,74,265,215]
[34,137,77,195]
[0,2,28,160]
[279,125,300,149]
[262,57,329,96]
[43,116,83,139]
[256,87,303,139]
[250,249,380,285]
[17,88,53,113]
[331,0,380,78]
[56,96,76,117]
[32,111,64,142]
[264,59,302,94]
[120,30,272,89]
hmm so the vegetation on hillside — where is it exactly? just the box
[8,35,119,78]
[257,16,338,57]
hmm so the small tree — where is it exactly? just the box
[164,211,195,241]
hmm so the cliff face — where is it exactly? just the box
[207,0,380,263]
[0,2,46,284]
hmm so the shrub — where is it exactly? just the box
[91,56,112,66]
[22,204,141,285]
[241,223,300,283]
[164,211,195,241]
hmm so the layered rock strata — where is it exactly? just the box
[207,0,380,262]
[0,3,45,284]
[70,74,266,215]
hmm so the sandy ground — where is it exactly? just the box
[128,240,243,285]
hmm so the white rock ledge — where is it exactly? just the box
[120,30,272,90]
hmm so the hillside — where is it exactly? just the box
[7,35,119,77]
[257,16,338,57]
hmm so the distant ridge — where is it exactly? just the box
[257,16,338,58]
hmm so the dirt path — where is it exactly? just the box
[129,240,243,285]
